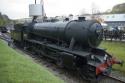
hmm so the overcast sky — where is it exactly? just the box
[0,0,125,19]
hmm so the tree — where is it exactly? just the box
[0,12,10,26]
[111,3,125,14]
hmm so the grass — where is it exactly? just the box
[0,39,64,83]
[100,40,125,72]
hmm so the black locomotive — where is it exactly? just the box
[11,18,122,82]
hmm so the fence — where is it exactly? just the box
[103,30,125,41]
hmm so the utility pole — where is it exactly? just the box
[41,0,45,17]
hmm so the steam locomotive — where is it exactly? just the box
[11,17,123,82]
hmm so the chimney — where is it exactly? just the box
[78,17,86,21]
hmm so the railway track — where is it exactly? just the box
[108,75,125,83]
[99,75,125,83]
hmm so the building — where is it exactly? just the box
[82,13,125,30]
[100,14,125,29]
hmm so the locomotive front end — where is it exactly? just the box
[90,48,123,76]
[96,54,123,76]
[88,22,103,48]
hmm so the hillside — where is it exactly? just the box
[0,12,9,20]
[111,3,125,14]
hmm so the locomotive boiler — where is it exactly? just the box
[30,20,103,48]
[11,18,123,82]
